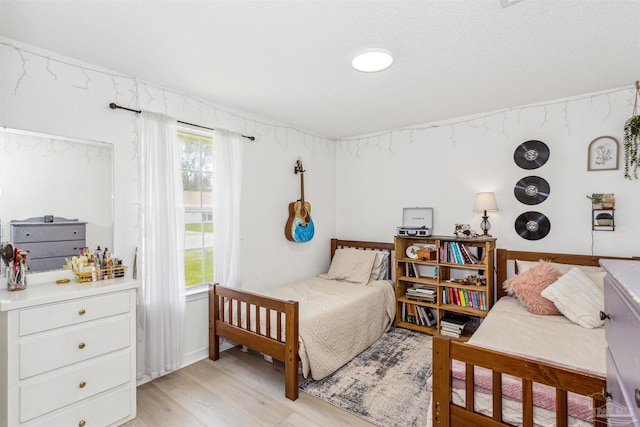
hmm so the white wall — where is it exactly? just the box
[0,37,337,365]
[336,88,640,258]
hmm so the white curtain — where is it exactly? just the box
[213,129,243,288]
[136,112,186,380]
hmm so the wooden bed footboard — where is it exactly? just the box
[432,335,607,427]
[208,283,300,400]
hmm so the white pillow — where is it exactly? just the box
[369,250,390,281]
[582,270,607,291]
[540,267,604,328]
[516,259,604,275]
[318,248,377,284]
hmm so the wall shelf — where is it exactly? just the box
[592,208,615,231]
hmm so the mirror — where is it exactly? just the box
[0,128,113,274]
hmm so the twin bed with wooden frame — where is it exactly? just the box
[208,238,395,401]
[431,248,636,427]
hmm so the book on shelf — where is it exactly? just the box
[457,243,472,264]
[406,284,437,302]
[419,306,436,326]
[404,262,419,278]
[439,329,462,338]
[438,241,481,265]
[442,287,487,310]
[417,305,427,326]
[400,302,436,327]
[406,295,436,304]
[408,284,436,293]
[440,319,464,332]
[440,312,470,328]
[406,303,417,323]
[440,325,464,334]
[451,242,463,264]
[460,244,480,264]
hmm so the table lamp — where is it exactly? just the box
[473,192,499,236]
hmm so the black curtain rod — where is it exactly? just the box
[109,103,255,141]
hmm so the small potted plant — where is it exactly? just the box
[596,212,613,226]
[586,193,604,209]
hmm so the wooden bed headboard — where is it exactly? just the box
[495,248,636,300]
[330,238,395,280]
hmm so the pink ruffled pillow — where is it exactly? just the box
[503,261,561,315]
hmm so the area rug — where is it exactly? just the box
[300,328,432,427]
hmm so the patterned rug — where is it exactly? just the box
[300,328,432,427]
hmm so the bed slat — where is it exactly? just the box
[492,371,502,422]
[246,301,251,331]
[277,309,282,342]
[556,388,568,427]
[465,364,475,411]
[522,378,533,427]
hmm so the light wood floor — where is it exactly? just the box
[121,346,376,427]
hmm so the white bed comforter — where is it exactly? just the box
[263,276,396,380]
[468,296,605,375]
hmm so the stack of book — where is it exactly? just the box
[439,313,471,338]
[406,285,437,304]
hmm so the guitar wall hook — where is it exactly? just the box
[285,159,315,242]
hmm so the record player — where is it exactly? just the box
[397,207,433,237]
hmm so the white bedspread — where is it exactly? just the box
[264,276,396,380]
[468,296,605,375]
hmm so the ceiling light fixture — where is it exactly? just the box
[351,48,394,73]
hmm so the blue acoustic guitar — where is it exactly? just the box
[285,160,315,242]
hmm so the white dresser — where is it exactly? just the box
[601,259,640,427]
[0,277,139,427]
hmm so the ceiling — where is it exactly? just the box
[1,0,639,139]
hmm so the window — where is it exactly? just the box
[178,129,213,287]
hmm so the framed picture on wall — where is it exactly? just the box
[588,136,619,171]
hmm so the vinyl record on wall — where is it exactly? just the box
[514,176,550,205]
[513,140,550,170]
[515,211,551,240]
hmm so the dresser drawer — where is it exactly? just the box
[20,350,131,422]
[20,315,131,379]
[19,291,130,336]
[20,240,85,260]
[11,223,86,243]
[28,384,133,427]
[605,347,639,424]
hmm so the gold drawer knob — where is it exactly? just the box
[79,381,86,388]
[78,342,86,349]
[79,420,86,427]
[78,309,86,316]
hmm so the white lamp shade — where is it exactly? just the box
[473,192,499,212]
